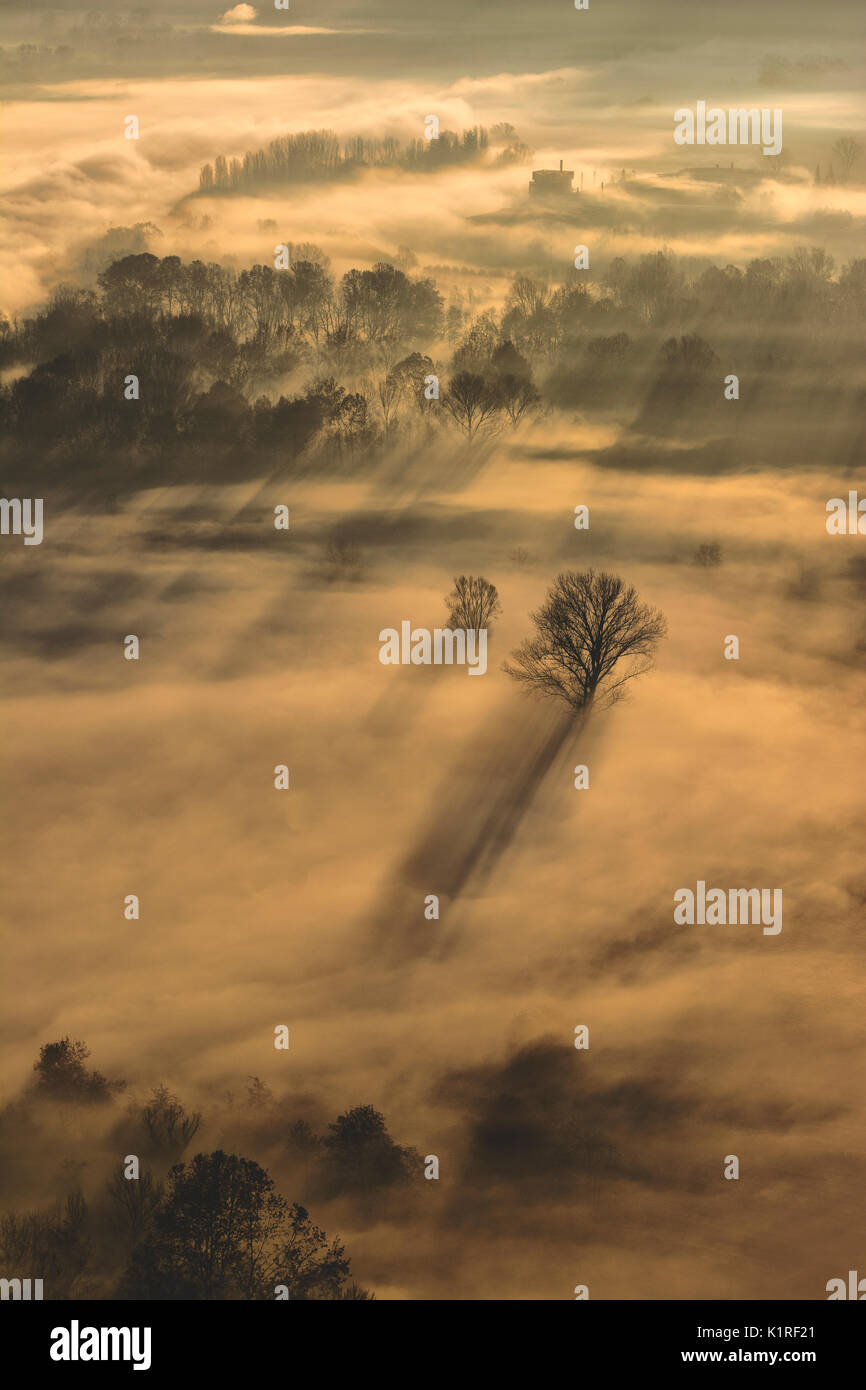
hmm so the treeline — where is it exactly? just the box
[2,250,444,351]
[1,244,862,487]
[501,248,866,354]
[5,244,859,379]
[0,1037,425,1298]
[0,254,448,478]
[197,123,531,194]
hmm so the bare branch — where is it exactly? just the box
[504,569,667,711]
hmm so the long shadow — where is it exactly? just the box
[368,697,587,961]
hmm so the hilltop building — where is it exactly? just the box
[529,160,575,200]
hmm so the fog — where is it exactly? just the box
[1,0,864,1302]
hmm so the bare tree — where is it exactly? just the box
[692,542,722,567]
[376,371,401,432]
[0,1193,91,1299]
[443,372,502,439]
[504,569,667,711]
[445,575,501,634]
[509,546,534,568]
[141,1085,201,1160]
[497,373,540,427]
[321,533,368,584]
[376,352,435,430]
[245,1076,275,1109]
[106,1164,164,1245]
[832,136,861,181]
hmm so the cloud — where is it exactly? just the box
[212,6,350,39]
[210,25,359,38]
[221,3,258,21]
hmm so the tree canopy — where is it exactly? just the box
[121,1150,362,1300]
[504,570,667,712]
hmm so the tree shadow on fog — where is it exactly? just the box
[366,569,666,965]
[368,697,585,962]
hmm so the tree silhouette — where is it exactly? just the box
[693,543,722,568]
[284,1119,322,1157]
[376,370,402,431]
[196,125,500,195]
[489,340,531,378]
[106,1165,164,1245]
[443,371,502,438]
[660,333,717,372]
[3,243,861,499]
[271,1203,351,1300]
[501,279,557,355]
[386,351,436,416]
[340,263,443,348]
[319,1105,418,1197]
[0,1192,90,1299]
[245,1076,274,1109]
[98,253,164,314]
[496,373,540,426]
[120,1150,364,1300]
[331,391,370,454]
[31,1038,124,1105]
[450,311,499,373]
[445,575,502,634]
[627,250,685,323]
[587,332,631,362]
[140,1085,201,1160]
[509,546,534,568]
[504,570,667,712]
[321,531,368,584]
[831,136,861,181]
[121,1151,286,1300]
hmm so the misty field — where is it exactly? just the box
[1,0,864,1302]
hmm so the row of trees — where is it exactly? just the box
[5,246,860,375]
[0,353,537,459]
[89,253,444,351]
[2,243,860,478]
[24,1039,418,1192]
[10,239,859,372]
[0,264,545,455]
[197,123,530,193]
[501,249,866,357]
